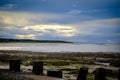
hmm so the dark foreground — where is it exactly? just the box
[0,50,120,80]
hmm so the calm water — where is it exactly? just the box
[0,43,120,53]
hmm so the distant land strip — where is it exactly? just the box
[0,38,73,43]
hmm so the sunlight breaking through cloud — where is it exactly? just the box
[15,34,36,39]
[23,24,78,37]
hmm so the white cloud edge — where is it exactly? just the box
[0,11,120,38]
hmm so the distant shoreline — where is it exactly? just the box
[0,38,73,43]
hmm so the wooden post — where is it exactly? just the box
[9,60,21,72]
[118,69,120,80]
[47,70,62,78]
[32,61,43,75]
[77,66,88,80]
[94,68,106,80]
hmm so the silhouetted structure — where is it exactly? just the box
[77,66,88,80]
[32,61,43,75]
[9,60,21,72]
[7,60,119,80]
[94,68,106,80]
[47,70,62,78]
[118,69,120,80]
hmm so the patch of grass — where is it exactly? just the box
[22,60,32,66]
[0,62,8,65]
[68,69,79,74]
[87,73,94,80]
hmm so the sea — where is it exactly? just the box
[0,42,120,53]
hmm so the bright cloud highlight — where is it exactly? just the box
[23,24,78,37]
[15,34,36,39]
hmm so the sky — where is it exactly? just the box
[0,0,120,44]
